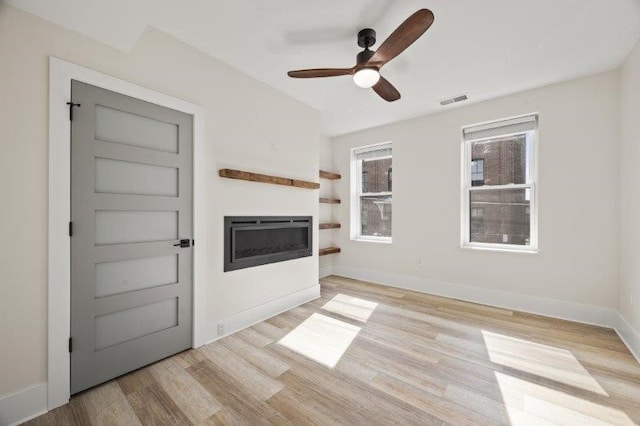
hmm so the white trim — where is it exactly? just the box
[461,240,538,253]
[0,383,47,426]
[360,191,392,196]
[48,57,207,411]
[460,245,540,254]
[350,141,393,242]
[461,117,539,253]
[202,284,320,344]
[331,266,619,328]
[467,183,531,191]
[349,148,359,240]
[353,236,392,244]
[615,313,640,364]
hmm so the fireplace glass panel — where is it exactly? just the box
[235,227,308,259]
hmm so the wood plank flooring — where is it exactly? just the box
[27,275,640,425]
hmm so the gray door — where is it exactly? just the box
[70,80,193,394]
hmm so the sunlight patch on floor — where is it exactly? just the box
[494,371,633,426]
[278,313,361,368]
[482,330,608,396]
[321,293,378,322]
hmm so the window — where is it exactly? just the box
[471,159,484,186]
[352,142,392,241]
[462,114,538,251]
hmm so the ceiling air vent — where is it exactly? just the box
[440,94,468,106]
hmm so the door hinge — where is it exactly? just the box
[192,239,195,247]
[69,337,73,353]
[69,221,73,237]
[66,102,81,121]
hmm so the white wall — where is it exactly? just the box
[331,71,620,310]
[619,39,640,335]
[0,4,319,398]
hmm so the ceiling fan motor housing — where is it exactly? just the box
[357,28,376,49]
[357,49,376,66]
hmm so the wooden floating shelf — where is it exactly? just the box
[320,223,341,230]
[319,197,341,204]
[319,247,341,256]
[219,169,319,190]
[319,170,341,180]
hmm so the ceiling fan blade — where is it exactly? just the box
[367,9,434,67]
[372,76,401,102]
[287,68,354,78]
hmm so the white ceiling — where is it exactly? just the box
[5,0,640,135]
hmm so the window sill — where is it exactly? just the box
[460,244,539,254]
[352,237,392,244]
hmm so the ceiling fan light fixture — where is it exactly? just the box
[353,68,380,88]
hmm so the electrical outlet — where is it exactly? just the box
[417,258,424,266]
[270,141,277,152]
[217,323,225,336]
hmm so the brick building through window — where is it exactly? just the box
[360,157,392,237]
[469,134,531,245]
[352,143,392,240]
[463,114,537,250]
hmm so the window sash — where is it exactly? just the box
[463,187,536,250]
[467,183,531,191]
[356,159,392,197]
[360,191,392,197]
[466,133,531,187]
[461,116,537,251]
[353,143,392,242]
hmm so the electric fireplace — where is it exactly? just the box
[224,216,312,271]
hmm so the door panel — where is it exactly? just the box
[95,254,178,298]
[94,210,179,245]
[94,158,179,197]
[95,104,179,152]
[70,80,193,394]
[94,298,179,350]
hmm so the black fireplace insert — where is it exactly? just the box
[224,216,312,271]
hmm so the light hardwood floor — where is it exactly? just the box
[28,275,640,425]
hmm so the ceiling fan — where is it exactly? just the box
[287,9,434,102]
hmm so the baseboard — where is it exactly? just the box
[319,264,333,279]
[331,265,619,329]
[615,313,640,364]
[0,383,47,426]
[201,284,321,345]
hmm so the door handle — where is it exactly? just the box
[174,239,191,248]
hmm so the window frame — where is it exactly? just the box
[461,114,539,253]
[351,142,393,243]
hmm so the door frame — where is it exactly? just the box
[48,57,207,410]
